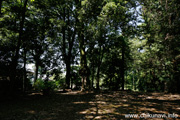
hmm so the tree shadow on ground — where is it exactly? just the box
[0,91,96,120]
[0,91,180,120]
[77,91,180,120]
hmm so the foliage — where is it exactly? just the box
[34,79,58,92]
[0,0,179,93]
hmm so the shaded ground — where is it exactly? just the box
[0,91,180,120]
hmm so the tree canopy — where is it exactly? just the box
[0,0,179,94]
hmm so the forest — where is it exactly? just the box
[0,0,180,119]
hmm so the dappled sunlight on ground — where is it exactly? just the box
[0,91,180,119]
[77,91,180,119]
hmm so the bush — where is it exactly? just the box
[34,79,58,92]
[34,79,45,91]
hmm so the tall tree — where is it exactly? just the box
[76,0,104,91]
[9,0,28,91]
[140,0,180,92]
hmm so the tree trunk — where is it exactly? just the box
[121,38,125,90]
[62,7,71,88]
[76,0,89,91]
[65,60,71,88]
[13,0,28,68]
[96,65,100,90]
[109,77,112,90]
[79,27,89,91]
[34,60,38,83]
[91,64,95,89]
[173,58,180,93]
[11,0,28,91]
[79,38,88,91]
[96,45,104,90]
[23,49,27,92]
[96,49,100,90]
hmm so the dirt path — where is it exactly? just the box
[0,91,180,120]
